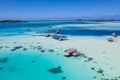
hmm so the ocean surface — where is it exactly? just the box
[0,21,120,36]
[0,21,120,80]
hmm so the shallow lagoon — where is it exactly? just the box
[0,42,96,80]
[0,21,120,80]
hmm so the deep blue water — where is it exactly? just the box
[0,21,120,36]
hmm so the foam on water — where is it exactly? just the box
[53,22,120,30]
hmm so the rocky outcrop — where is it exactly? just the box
[64,48,81,57]
[111,33,117,37]
[107,38,114,42]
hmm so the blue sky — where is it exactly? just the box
[0,0,120,19]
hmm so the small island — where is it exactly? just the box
[0,20,28,23]
[75,19,115,22]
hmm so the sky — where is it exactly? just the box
[0,0,120,20]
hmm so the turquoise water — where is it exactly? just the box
[0,41,99,80]
[0,21,120,80]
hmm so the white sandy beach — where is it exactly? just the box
[0,35,120,79]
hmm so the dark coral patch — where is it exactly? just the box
[11,46,23,51]
[57,53,60,55]
[96,68,105,77]
[91,67,95,70]
[0,57,9,63]
[93,76,97,79]
[97,68,104,74]
[0,46,3,49]
[62,76,66,80]
[48,49,54,52]
[48,66,63,74]
[36,46,42,50]
[0,67,3,70]
[23,48,27,51]
[5,46,9,48]
[32,60,35,63]
[88,57,93,61]
[41,50,45,52]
